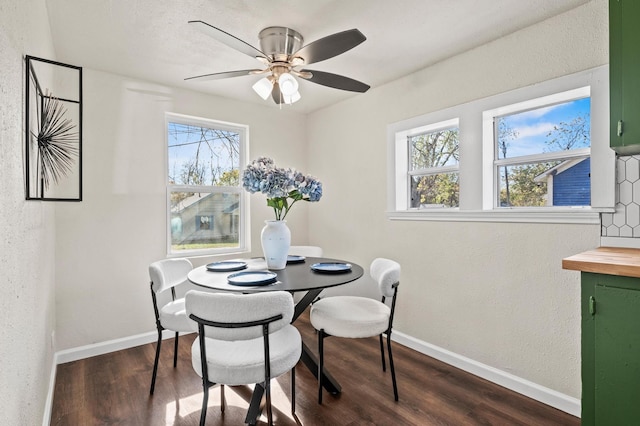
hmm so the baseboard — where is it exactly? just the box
[56,329,192,364]
[391,331,581,418]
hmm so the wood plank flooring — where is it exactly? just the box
[50,312,579,425]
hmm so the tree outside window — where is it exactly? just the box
[408,125,460,208]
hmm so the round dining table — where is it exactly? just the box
[187,256,364,322]
[187,256,364,424]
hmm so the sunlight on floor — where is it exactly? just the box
[164,380,295,425]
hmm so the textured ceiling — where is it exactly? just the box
[45,0,590,113]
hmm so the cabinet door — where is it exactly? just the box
[610,0,640,154]
[594,284,640,424]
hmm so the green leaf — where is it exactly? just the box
[289,190,304,201]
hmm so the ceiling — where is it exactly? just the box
[45,0,590,114]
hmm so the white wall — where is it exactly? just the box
[307,0,606,400]
[0,0,57,424]
[54,70,309,350]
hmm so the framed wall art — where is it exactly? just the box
[25,55,83,201]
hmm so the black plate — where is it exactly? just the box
[310,262,352,274]
[206,261,248,272]
[287,255,306,264]
[227,271,278,286]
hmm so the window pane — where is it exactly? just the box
[409,127,459,170]
[496,97,590,159]
[168,122,240,186]
[498,158,590,207]
[410,173,459,208]
[170,191,240,251]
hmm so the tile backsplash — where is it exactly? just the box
[601,155,640,238]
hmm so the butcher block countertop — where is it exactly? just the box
[562,247,640,278]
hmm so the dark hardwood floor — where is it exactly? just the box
[50,312,579,425]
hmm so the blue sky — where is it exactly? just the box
[498,97,591,158]
[167,122,239,185]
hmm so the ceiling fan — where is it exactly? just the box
[185,21,370,105]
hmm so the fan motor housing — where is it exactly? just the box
[259,27,303,59]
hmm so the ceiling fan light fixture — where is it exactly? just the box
[283,90,301,105]
[278,73,299,96]
[187,22,370,106]
[252,77,273,100]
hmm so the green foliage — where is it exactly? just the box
[499,162,558,207]
[217,169,239,186]
[410,128,459,207]
[171,242,237,250]
[416,174,459,207]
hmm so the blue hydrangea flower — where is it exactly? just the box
[242,157,323,220]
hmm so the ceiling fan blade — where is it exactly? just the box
[185,69,261,82]
[188,20,267,59]
[294,29,366,65]
[271,82,283,104]
[301,70,370,93]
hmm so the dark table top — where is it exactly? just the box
[188,257,364,293]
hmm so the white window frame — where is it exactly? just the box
[485,87,591,209]
[165,112,250,257]
[387,65,614,224]
[402,118,460,210]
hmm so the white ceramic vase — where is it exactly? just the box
[261,220,291,270]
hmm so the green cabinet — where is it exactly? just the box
[581,272,640,424]
[610,0,640,154]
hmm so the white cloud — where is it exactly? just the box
[513,122,556,138]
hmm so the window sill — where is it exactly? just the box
[386,208,609,224]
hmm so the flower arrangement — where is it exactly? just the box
[242,157,323,220]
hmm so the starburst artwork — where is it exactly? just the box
[34,91,79,191]
[25,55,82,201]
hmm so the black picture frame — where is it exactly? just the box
[25,55,83,201]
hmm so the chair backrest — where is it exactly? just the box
[289,245,323,257]
[149,258,193,294]
[185,290,294,341]
[370,258,401,298]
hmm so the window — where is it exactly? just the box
[408,119,459,208]
[166,113,248,256]
[490,89,591,208]
[388,66,613,223]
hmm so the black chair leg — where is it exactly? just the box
[291,366,296,414]
[318,329,325,404]
[200,380,209,426]
[173,331,179,368]
[265,380,273,426]
[150,329,162,395]
[220,384,225,412]
[387,334,399,401]
[379,334,387,372]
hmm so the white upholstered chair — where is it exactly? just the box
[148,258,195,395]
[310,257,401,403]
[288,245,323,258]
[186,290,302,426]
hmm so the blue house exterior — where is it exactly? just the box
[535,157,591,206]
[552,157,591,206]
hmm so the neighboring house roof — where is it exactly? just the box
[171,192,238,215]
[533,157,589,183]
[223,201,239,214]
